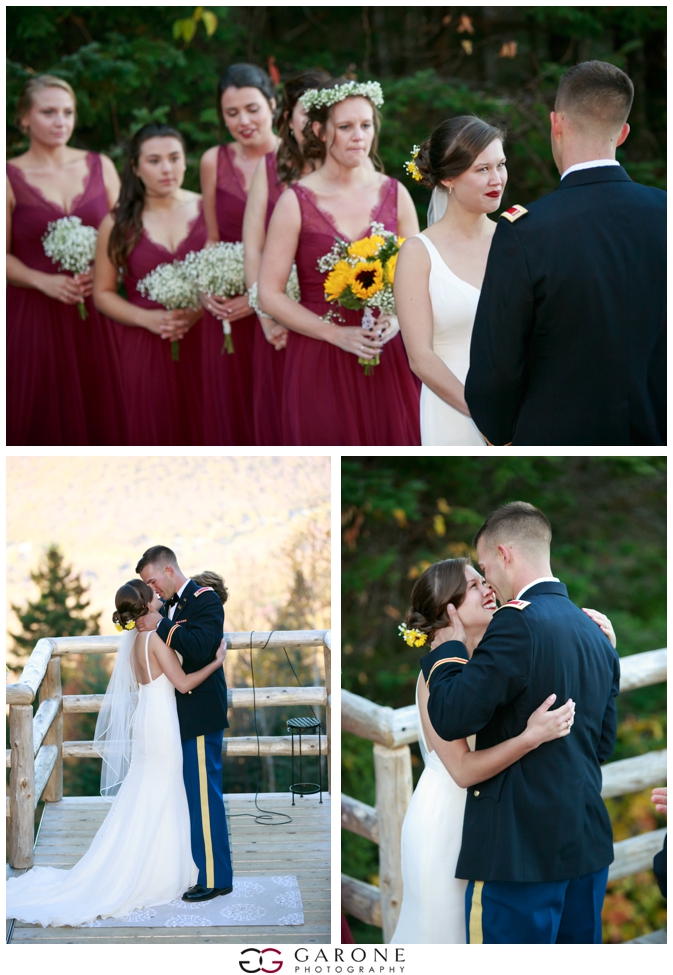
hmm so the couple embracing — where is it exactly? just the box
[392,502,620,944]
[7,546,233,927]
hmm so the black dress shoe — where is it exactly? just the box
[182,884,233,902]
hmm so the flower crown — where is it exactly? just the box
[405,145,423,182]
[398,623,427,648]
[114,620,137,633]
[299,80,384,112]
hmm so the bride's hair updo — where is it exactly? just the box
[112,580,153,630]
[302,78,383,172]
[405,558,469,641]
[414,116,504,189]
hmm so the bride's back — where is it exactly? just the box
[132,631,163,685]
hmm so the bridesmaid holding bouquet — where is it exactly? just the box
[93,124,205,446]
[259,78,421,446]
[6,75,125,445]
[200,63,279,445]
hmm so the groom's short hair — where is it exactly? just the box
[556,60,634,131]
[135,545,178,574]
[474,502,552,554]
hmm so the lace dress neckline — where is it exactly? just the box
[141,199,204,255]
[299,176,392,242]
[7,151,96,216]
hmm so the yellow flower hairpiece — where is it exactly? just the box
[398,623,428,648]
[114,620,136,632]
[404,145,423,182]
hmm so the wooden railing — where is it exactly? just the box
[341,648,667,942]
[6,629,331,870]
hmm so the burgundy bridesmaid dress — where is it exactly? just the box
[7,153,126,445]
[283,177,421,445]
[252,150,286,446]
[201,144,256,445]
[114,205,206,446]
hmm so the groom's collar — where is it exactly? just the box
[516,576,559,599]
[512,580,568,600]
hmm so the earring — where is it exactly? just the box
[447,185,453,195]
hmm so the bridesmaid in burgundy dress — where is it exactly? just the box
[243,69,330,446]
[200,64,279,445]
[93,124,204,446]
[6,75,125,445]
[259,80,421,446]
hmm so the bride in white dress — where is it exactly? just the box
[391,558,619,944]
[6,581,226,927]
[394,116,507,446]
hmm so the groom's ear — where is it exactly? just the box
[497,543,512,565]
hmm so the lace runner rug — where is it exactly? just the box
[79,876,304,928]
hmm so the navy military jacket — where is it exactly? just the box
[465,166,666,446]
[420,581,620,883]
[157,579,228,740]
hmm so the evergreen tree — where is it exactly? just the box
[11,543,101,654]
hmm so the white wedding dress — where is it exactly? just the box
[6,632,198,927]
[415,232,485,446]
[390,675,474,944]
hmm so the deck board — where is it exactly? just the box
[10,792,330,944]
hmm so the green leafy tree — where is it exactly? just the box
[11,543,101,653]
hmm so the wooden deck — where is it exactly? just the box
[9,792,331,944]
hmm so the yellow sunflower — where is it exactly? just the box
[385,252,399,284]
[350,260,384,300]
[347,235,385,260]
[324,260,353,302]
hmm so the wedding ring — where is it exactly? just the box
[360,344,364,351]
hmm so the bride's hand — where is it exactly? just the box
[524,694,575,748]
[215,638,227,666]
[136,610,163,632]
[581,608,616,648]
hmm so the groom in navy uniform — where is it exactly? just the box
[136,545,233,902]
[421,502,620,943]
[465,60,666,446]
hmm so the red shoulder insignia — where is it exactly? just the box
[193,586,214,597]
[495,599,531,612]
[500,204,528,223]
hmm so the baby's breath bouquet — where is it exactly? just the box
[42,215,98,320]
[183,242,245,354]
[318,221,403,375]
[136,259,200,361]
[247,263,301,318]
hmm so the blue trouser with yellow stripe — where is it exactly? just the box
[182,730,233,889]
[465,867,609,943]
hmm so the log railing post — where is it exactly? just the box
[324,632,331,792]
[373,743,412,943]
[39,657,63,802]
[8,704,36,869]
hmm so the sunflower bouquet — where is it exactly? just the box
[318,221,403,375]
